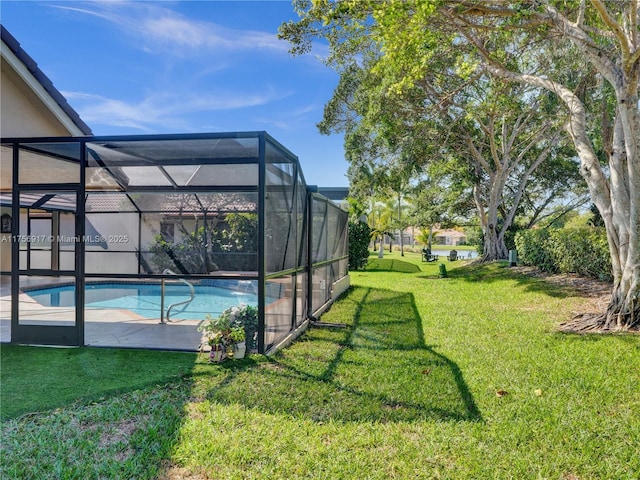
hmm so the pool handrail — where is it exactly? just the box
[161,269,196,323]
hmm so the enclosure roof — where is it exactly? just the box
[4,132,317,204]
[87,137,259,164]
[316,187,349,202]
[0,192,76,212]
[84,192,257,214]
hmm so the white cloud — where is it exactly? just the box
[292,103,322,117]
[63,87,292,131]
[52,1,289,57]
[142,16,287,53]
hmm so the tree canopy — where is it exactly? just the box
[280,0,640,331]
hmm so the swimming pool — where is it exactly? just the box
[24,282,258,320]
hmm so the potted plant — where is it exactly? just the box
[228,326,246,359]
[198,313,232,362]
[198,304,257,361]
[234,305,258,352]
[207,331,228,363]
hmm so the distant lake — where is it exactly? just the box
[430,249,478,259]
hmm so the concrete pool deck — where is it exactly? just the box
[0,276,291,351]
[0,278,206,350]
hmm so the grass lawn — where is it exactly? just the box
[0,347,198,421]
[1,252,638,479]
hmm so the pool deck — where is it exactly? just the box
[0,277,205,350]
[0,276,288,351]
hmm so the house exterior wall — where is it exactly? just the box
[435,233,467,246]
[2,27,91,274]
[1,58,76,138]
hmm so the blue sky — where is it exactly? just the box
[2,0,349,187]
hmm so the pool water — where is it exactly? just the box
[25,283,258,320]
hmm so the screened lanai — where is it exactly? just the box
[0,132,349,353]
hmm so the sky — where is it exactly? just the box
[1,0,350,187]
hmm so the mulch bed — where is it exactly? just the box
[511,266,611,300]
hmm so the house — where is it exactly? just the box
[1,25,92,273]
[434,229,467,246]
[1,25,92,138]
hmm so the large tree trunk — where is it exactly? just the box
[469,144,510,262]
[483,223,509,261]
[595,86,640,330]
[465,113,552,263]
[481,190,509,261]
[473,183,505,261]
[539,3,639,331]
[482,173,508,261]
[487,66,639,331]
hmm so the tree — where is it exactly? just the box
[443,81,570,261]
[517,154,590,230]
[379,163,413,256]
[283,3,577,262]
[280,0,640,331]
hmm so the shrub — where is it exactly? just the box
[515,227,612,281]
[549,227,612,281]
[515,229,557,273]
[349,221,371,270]
[198,304,258,351]
[149,214,258,273]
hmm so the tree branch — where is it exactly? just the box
[589,0,632,64]
[543,3,621,86]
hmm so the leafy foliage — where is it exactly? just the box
[514,229,557,273]
[198,305,258,351]
[550,228,611,281]
[348,220,371,270]
[281,1,587,264]
[149,213,258,273]
[149,227,216,274]
[515,227,611,281]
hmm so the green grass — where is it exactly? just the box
[0,346,201,421]
[2,252,639,479]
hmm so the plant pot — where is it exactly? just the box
[209,345,226,363]
[232,341,246,360]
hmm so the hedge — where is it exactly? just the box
[514,227,612,281]
[348,221,371,270]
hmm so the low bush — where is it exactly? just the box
[515,227,612,281]
[550,228,612,281]
[515,229,557,273]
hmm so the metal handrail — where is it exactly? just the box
[160,269,195,323]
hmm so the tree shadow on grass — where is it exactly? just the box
[0,347,201,479]
[420,261,593,299]
[364,257,422,273]
[207,286,482,423]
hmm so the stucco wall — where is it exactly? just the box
[1,59,72,138]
